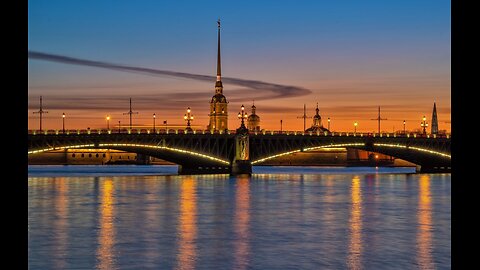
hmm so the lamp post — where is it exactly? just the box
[280,119,283,133]
[237,104,248,129]
[403,120,406,134]
[354,121,358,134]
[106,115,110,130]
[328,117,331,131]
[421,116,428,135]
[153,113,156,133]
[184,107,194,131]
[62,113,65,133]
[118,121,121,134]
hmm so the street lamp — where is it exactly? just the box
[237,104,248,129]
[184,107,194,131]
[153,113,156,133]
[421,116,428,135]
[403,120,406,134]
[118,121,121,134]
[106,115,110,130]
[62,113,65,133]
[280,119,283,133]
[354,121,358,134]
[328,117,331,131]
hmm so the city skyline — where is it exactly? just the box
[28,0,450,132]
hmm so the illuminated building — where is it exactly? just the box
[247,102,260,131]
[305,103,329,133]
[208,20,228,132]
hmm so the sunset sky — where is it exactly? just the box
[28,0,450,133]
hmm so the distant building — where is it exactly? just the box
[208,20,228,132]
[247,102,261,131]
[431,102,438,134]
[305,103,330,133]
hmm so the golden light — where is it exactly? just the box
[375,155,379,159]
[106,115,110,120]
[62,113,65,118]
[241,105,245,111]
[187,108,191,113]
[354,122,358,127]
[184,115,187,120]
[153,113,156,118]
[423,116,426,121]
[238,113,241,118]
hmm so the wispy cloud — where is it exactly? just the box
[28,51,311,100]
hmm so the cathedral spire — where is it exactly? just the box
[216,19,221,81]
[214,19,223,94]
[431,101,438,134]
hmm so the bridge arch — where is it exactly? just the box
[28,143,230,166]
[251,142,451,170]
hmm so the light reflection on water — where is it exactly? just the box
[348,176,362,269]
[96,178,115,270]
[234,176,250,270]
[418,175,434,269]
[28,167,450,269]
[176,177,197,270]
[53,178,68,270]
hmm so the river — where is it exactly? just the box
[28,165,450,269]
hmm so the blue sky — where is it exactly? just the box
[28,0,450,131]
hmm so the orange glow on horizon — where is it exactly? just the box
[28,106,451,133]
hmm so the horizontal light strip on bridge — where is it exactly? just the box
[28,144,95,155]
[373,143,451,159]
[98,143,230,165]
[251,143,365,165]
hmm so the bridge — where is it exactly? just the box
[28,128,451,174]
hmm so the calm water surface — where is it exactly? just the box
[28,165,451,269]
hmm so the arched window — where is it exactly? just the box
[89,153,92,158]
[96,153,99,158]
[103,153,106,157]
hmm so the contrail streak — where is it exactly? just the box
[28,51,311,99]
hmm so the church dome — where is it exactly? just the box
[211,93,227,103]
[248,114,260,121]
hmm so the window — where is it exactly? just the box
[89,153,92,158]
[72,154,75,157]
[81,153,84,157]
[103,153,106,157]
[96,153,99,158]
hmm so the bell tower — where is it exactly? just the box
[208,19,228,132]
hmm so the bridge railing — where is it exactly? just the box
[27,129,451,139]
